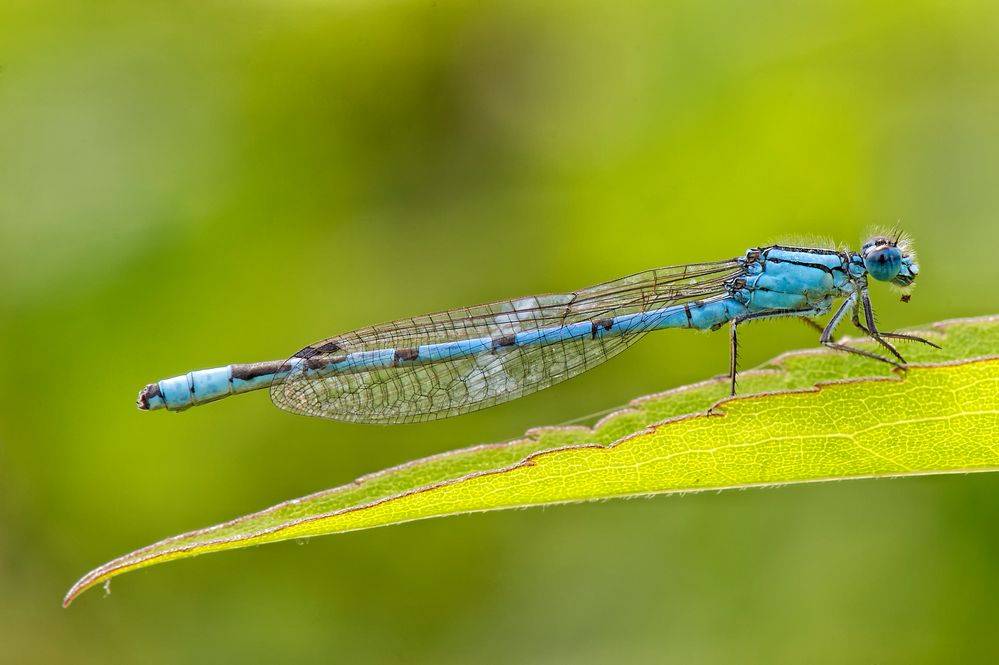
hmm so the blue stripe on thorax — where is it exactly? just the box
[763,247,846,270]
[742,248,851,311]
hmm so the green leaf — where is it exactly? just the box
[64,316,999,606]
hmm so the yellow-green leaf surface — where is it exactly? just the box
[65,316,999,606]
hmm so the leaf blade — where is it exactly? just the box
[65,315,999,606]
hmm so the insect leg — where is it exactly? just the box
[821,292,903,368]
[729,307,823,396]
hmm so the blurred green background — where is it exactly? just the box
[2,0,999,662]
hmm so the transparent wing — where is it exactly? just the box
[271,260,742,424]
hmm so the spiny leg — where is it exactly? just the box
[821,293,903,369]
[857,285,906,363]
[850,309,942,350]
[800,317,827,337]
[729,308,822,396]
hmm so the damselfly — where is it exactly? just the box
[138,233,938,424]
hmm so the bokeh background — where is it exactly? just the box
[3,0,999,662]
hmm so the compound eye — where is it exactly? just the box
[863,245,902,281]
